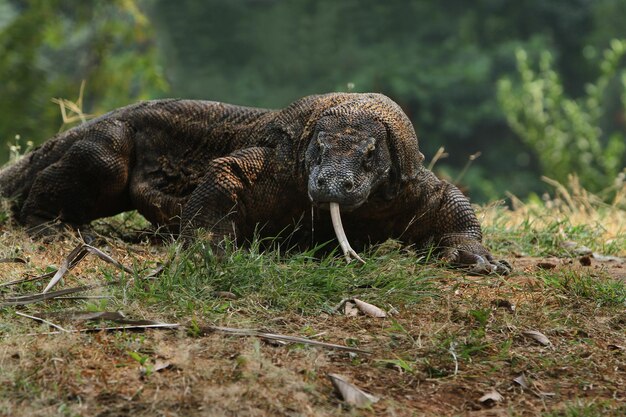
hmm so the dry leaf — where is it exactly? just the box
[523,330,551,346]
[353,298,387,318]
[561,240,592,256]
[493,299,516,313]
[591,253,624,262]
[344,301,359,317]
[478,389,504,405]
[327,373,379,408]
[536,262,557,270]
[212,291,237,300]
[513,373,530,389]
[153,360,173,372]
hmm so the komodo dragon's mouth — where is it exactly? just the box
[329,202,365,264]
[308,195,367,264]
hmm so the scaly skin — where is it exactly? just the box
[0,93,508,273]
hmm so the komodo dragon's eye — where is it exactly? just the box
[314,132,326,164]
[316,132,326,148]
[363,140,376,169]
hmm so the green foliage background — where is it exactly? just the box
[0,0,624,202]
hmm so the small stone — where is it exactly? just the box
[579,255,592,266]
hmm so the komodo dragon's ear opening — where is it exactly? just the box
[380,101,423,199]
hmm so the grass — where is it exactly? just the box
[0,178,625,416]
[125,239,440,319]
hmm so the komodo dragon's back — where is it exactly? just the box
[0,93,509,274]
[0,99,274,228]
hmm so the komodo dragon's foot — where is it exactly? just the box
[440,241,512,275]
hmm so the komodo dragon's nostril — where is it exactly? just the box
[343,178,354,192]
[317,177,326,187]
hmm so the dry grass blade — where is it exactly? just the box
[0,273,53,289]
[353,298,387,318]
[26,323,180,336]
[44,311,128,321]
[327,373,380,408]
[51,80,93,126]
[15,311,69,333]
[113,318,173,326]
[42,243,132,294]
[22,309,178,336]
[0,257,27,264]
[40,310,169,327]
[200,325,371,354]
[54,296,113,301]
[0,282,118,307]
[2,248,88,289]
[42,244,89,294]
[84,244,133,274]
[143,263,166,279]
[427,146,448,170]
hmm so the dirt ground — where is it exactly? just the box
[1,251,625,417]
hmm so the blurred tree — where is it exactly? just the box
[2,0,624,202]
[149,0,617,201]
[0,0,167,161]
[498,41,626,194]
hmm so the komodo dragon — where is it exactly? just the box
[0,93,509,273]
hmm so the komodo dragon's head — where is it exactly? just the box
[303,93,424,262]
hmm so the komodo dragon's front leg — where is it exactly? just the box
[433,181,510,274]
[180,147,283,247]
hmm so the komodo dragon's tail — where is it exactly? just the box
[0,128,82,207]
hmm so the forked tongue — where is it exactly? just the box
[329,202,365,264]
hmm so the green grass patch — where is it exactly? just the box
[539,268,626,306]
[124,238,441,318]
[484,216,624,258]
[542,401,626,417]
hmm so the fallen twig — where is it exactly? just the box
[25,323,180,336]
[0,281,118,307]
[15,311,69,333]
[0,272,54,289]
[200,325,371,354]
[54,296,113,301]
